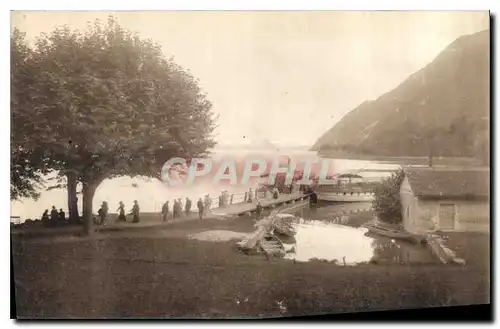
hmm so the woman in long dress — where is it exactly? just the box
[131,200,140,223]
[117,201,126,222]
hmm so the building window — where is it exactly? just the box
[439,203,456,230]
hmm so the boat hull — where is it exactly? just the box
[363,223,417,242]
[315,191,375,202]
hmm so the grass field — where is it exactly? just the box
[12,217,490,319]
[437,231,490,268]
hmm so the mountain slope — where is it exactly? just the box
[312,30,490,162]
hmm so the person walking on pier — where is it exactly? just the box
[161,201,169,222]
[256,201,263,220]
[131,200,140,223]
[197,198,204,220]
[117,201,126,222]
[247,188,254,203]
[185,197,192,216]
[272,187,280,200]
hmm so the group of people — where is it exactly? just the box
[41,206,66,224]
[161,196,211,222]
[160,197,195,222]
[95,200,140,225]
[245,186,279,203]
[77,186,285,227]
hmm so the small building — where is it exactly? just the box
[400,166,490,234]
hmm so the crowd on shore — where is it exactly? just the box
[14,183,309,228]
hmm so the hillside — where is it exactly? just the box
[312,30,490,163]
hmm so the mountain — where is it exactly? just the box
[312,30,490,163]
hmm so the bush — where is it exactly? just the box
[372,170,404,224]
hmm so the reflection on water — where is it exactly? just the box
[282,204,438,265]
[283,220,374,264]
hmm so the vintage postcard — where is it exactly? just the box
[10,11,490,319]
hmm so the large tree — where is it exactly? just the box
[11,17,217,233]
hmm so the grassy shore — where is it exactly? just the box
[12,216,490,319]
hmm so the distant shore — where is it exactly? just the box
[316,152,484,166]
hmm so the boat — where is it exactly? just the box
[272,218,296,237]
[363,223,418,243]
[312,174,385,202]
[236,226,267,254]
[273,213,296,224]
[259,233,286,258]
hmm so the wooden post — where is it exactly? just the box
[244,192,248,203]
[230,194,234,205]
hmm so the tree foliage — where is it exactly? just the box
[372,170,404,224]
[11,29,56,200]
[11,17,217,232]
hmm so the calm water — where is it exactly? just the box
[282,204,438,265]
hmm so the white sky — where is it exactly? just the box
[11,11,489,146]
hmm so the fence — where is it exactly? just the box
[207,190,276,210]
[153,189,281,213]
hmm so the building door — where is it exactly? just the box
[439,204,456,230]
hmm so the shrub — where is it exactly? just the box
[372,170,404,224]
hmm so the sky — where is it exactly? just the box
[11,11,489,146]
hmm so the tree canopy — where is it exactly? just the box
[11,17,217,232]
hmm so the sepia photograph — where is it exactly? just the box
[9,10,491,319]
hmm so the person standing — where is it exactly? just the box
[50,206,58,223]
[41,209,49,221]
[98,201,109,225]
[131,200,140,223]
[177,198,184,218]
[58,208,66,222]
[161,201,170,222]
[185,197,192,216]
[117,201,126,222]
[204,194,211,214]
[197,198,204,220]
[172,199,178,219]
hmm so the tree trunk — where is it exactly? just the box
[82,181,98,235]
[67,172,79,224]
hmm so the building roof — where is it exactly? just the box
[403,166,490,200]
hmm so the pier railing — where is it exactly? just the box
[206,190,283,210]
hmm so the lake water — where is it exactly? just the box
[281,204,438,265]
[10,147,400,222]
